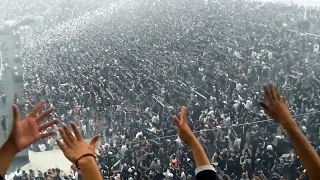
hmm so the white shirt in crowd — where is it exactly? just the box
[175,137,182,147]
[72,171,79,180]
[121,144,128,154]
[151,115,159,124]
[314,44,319,53]
[236,82,242,91]
[234,100,240,111]
[14,170,22,177]
[180,171,186,180]
[47,137,55,146]
[245,99,252,110]
[135,132,143,139]
[208,108,214,116]
[82,124,87,135]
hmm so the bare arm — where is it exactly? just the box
[78,156,103,180]
[259,84,320,180]
[57,122,103,180]
[284,120,320,180]
[173,106,218,180]
[0,102,57,177]
[189,137,211,167]
[0,142,16,177]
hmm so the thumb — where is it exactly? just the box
[12,104,20,123]
[90,134,100,146]
[173,116,181,128]
[56,139,66,152]
[258,101,268,111]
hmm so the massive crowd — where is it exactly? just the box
[1,0,320,179]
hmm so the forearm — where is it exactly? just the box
[285,119,320,180]
[0,141,17,176]
[189,137,211,168]
[225,175,231,180]
[78,156,103,180]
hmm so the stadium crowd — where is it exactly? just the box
[1,0,320,179]
[2,87,320,180]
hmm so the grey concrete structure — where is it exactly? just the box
[0,33,28,173]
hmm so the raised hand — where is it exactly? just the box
[56,122,100,164]
[7,100,58,153]
[259,84,295,128]
[173,106,196,147]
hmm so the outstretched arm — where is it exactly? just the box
[173,106,218,180]
[259,84,320,180]
[0,101,58,177]
[57,122,102,180]
[283,119,320,179]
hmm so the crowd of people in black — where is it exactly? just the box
[1,0,320,179]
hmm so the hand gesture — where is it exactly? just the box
[7,100,58,153]
[259,84,295,129]
[173,106,196,147]
[57,122,100,163]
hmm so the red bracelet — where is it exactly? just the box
[76,153,96,170]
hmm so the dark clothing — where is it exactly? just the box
[196,169,218,180]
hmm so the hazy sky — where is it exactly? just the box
[259,0,320,6]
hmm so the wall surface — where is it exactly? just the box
[28,150,72,172]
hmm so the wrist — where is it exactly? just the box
[187,136,200,149]
[281,118,297,130]
[0,141,17,176]
[77,155,96,169]
[0,141,17,157]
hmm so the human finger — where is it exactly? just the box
[281,92,286,104]
[90,134,100,146]
[269,84,276,100]
[38,119,58,131]
[180,106,187,123]
[40,131,57,139]
[263,85,271,102]
[56,139,67,152]
[272,85,281,100]
[173,116,181,128]
[36,107,55,123]
[71,121,83,141]
[62,124,76,143]
[258,101,268,111]
[30,100,45,117]
[12,104,20,123]
[59,128,73,147]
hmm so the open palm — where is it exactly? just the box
[7,100,58,153]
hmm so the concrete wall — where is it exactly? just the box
[28,150,72,172]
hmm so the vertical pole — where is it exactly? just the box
[0,50,2,81]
